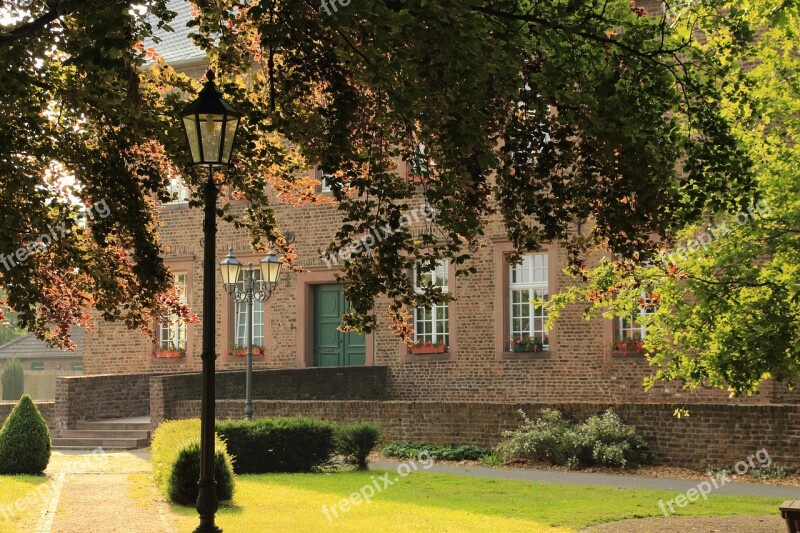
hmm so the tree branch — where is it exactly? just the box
[0,3,66,46]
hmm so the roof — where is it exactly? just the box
[0,330,84,360]
[143,0,206,65]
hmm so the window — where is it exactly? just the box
[166,177,190,203]
[159,272,188,351]
[618,292,657,342]
[71,362,84,371]
[30,362,44,371]
[235,269,265,348]
[509,253,549,349]
[412,260,449,348]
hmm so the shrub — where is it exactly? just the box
[1,358,24,401]
[0,395,50,474]
[479,453,506,467]
[216,417,337,474]
[151,419,235,505]
[497,408,651,469]
[336,422,383,470]
[383,442,493,462]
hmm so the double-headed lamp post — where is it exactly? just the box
[179,70,242,533]
[219,249,281,420]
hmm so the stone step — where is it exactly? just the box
[51,437,150,449]
[73,420,152,431]
[61,429,150,440]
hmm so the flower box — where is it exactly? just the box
[230,346,264,356]
[408,344,448,355]
[154,348,185,359]
[615,340,644,353]
[512,344,543,353]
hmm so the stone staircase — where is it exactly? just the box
[51,417,152,450]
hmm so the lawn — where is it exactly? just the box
[166,469,782,532]
[0,475,51,533]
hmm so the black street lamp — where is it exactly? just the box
[179,70,242,533]
[219,249,281,420]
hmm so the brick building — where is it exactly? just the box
[84,0,797,407]
[0,330,84,400]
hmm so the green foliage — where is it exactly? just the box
[0,0,760,347]
[383,442,492,462]
[547,1,800,395]
[479,453,506,467]
[335,422,384,470]
[216,417,337,474]
[748,466,789,480]
[0,395,50,474]
[497,409,651,469]
[1,358,24,401]
[151,419,234,505]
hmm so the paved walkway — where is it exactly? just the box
[372,460,800,498]
[37,450,176,533]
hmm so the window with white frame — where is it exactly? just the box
[167,177,190,203]
[619,292,657,341]
[159,272,188,351]
[509,253,549,348]
[317,167,333,193]
[413,260,449,347]
[235,269,264,348]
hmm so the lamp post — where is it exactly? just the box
[219,248,281,420]
[179,70,242,533]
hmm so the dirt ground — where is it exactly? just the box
[581,514,786,532]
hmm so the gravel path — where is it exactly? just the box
[38,451,177,533]
[581,514,785,532]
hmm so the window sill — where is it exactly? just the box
[501,350,553,361]
[225,353,266,359]
[405,352,454,363]
[160,201,190,211]
[151,357,187,364]
[610,350,648,359]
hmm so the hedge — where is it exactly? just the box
[216,417,337,474]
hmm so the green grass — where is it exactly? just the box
[168,469,782,532]
[0,475,51,532]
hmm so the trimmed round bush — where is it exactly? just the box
[151,419,235,505]
[168,441,235,505]
[0,394,51,474]
[336,422,383,470]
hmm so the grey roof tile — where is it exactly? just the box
[143,0,206,64]
[0,329,84,359]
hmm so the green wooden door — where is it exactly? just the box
[312,284,366,367]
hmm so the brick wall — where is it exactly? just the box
[0,400,55,428]
[150,366,388,425]
[169,400,800,471]
[84,200,800,404]
[53,374,154,435]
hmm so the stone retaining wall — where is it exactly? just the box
[169,400,800,471]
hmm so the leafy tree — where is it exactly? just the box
[0,1,756,344]
[1,358,24,401]
[548,1,800,395]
